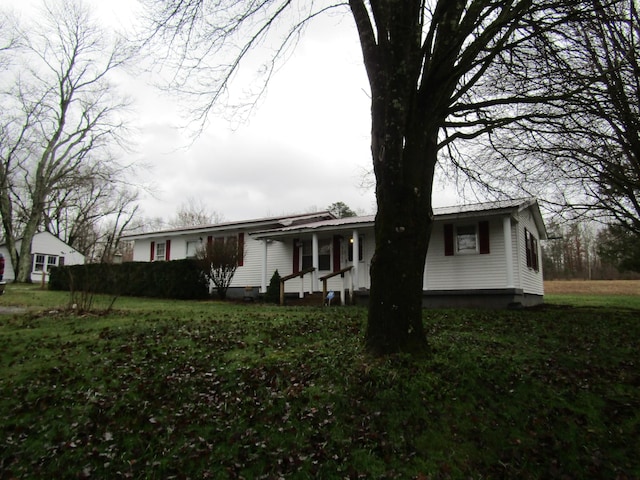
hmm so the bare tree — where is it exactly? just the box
[168,197,225,228]
[0,11,18,71]
[548,1,640,235]
[142,0,594,354]
[467,2,639,226]
[43,178,140,263]
[0,1,132,282]
[196,235,244,300]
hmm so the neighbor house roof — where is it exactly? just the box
[251,198,547,240]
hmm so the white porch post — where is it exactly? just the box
[312,233,319,292]
[260,239,268,293]
[352,229,359,290]
[503,216,515,288]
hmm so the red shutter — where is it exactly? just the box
[479,221,490,254]
[150,241,155,261]
[293,239,300,273]
[237,233,244,266]
[332,235,341,272]
[444,224,454,256]
[165,240,171,261]
[207,235,213,245]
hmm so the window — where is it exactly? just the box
[301,240,312,270]
[525,229,539,271]
[33,254,58,273]
[301,238,331,271]
[444,221,490,256]
[186,240,201,258]
[206,235,243,266]
[318,239,331,271]
[34,254,45,272]
[456,225,477,253]
[155,242,166,261]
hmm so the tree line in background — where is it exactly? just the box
[543,221,640,281]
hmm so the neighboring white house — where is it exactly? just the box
[0,231,86,283]
[122,198,547,308]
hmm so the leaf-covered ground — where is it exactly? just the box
[0,299,638,479]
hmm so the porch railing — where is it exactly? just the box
[319,266,353,306]
[279,267,315,305]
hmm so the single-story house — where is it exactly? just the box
[122,198,547,308]
[0,231,86,283]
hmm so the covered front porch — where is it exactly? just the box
[251,218,374,305]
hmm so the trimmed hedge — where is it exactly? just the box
[49,260,210,300]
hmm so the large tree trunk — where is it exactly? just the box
[365,109,439,354]
[0,182,19,282]
[16,213,41,283]
[348,0,453,354]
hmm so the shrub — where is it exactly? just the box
[264,270,281,304]
[49,260,209,300]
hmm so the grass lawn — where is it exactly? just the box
[1,284,638,479]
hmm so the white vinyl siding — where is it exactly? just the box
[425,219,507,290]
[231,236,288,288]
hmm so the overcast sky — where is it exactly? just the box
[5,0,460,223]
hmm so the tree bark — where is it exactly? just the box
[365,120,438,354]
[350,0,446,354]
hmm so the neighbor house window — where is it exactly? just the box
[444,221,490,256]
[34,254,45,272]
[33,254,58,273]
[525,229,539,271]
